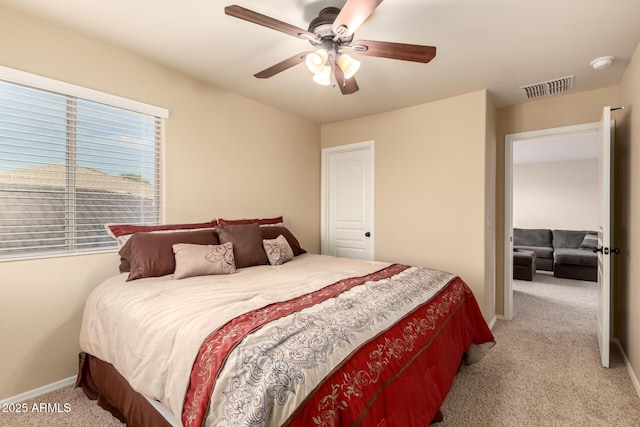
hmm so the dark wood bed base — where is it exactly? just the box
[76,352,173,427]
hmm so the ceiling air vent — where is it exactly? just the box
[520,75,574,99]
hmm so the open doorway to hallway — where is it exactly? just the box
[504,122,600,320]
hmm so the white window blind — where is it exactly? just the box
[0,73,165,260]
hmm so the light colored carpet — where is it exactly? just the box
[0,384,124,426]
[2,272,640,426]
[441,272,640,426]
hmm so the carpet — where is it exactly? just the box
[440,272,640,426]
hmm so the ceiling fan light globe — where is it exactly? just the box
[338,54,361,79]
[313,66,332,86]
[306,49,329,74]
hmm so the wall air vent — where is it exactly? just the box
[520,75,574,99]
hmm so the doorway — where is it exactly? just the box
[503,122,600,320]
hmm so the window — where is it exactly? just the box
[0,67,168,260]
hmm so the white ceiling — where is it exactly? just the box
[2,0,640,124]
[513,132,599,164]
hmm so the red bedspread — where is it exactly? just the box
[182,265,494,427]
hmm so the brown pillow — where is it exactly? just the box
[216,223,268,268]
[259,226,306,256]
[121,229,219,281]
[119,257,131,273]
[172,242,236,279]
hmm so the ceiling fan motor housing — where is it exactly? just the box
[308,7,352,45]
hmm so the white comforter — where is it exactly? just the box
[79,254,390,425]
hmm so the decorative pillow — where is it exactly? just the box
[105,220,218,248]
[216,223,268,268]
[121,229,219,281]
[259,226,306,256]
[263,235,294,265]
[579,232,598,250]
[118,257,131,274]
[172,242,236,279]
[217,216,283,227]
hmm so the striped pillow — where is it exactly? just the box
[105,220,218,248]
[217,216,283,227]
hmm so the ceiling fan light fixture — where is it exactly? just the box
[338,53,361,79]
[306,49,329,74]
[226,3,436,95]
[313,66,332,86]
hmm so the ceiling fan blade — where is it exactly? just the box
[254,52,311,79]
[225,5,317,40]
[350,40,436,63]
[332,60,359,95]
[332,0,383,37]
[339,75,359,95]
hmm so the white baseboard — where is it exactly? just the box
[613,338,640,399]
[488,315,498,330]
[0,376,76,406]
[0,374,179,425]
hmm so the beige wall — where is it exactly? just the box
[0,5,320,399]
[321,91,495,321]
[513,159,599,230]
[495,86,619,314]
[617,40,640,397]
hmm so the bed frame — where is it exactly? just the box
[77,352,173,427]
[78,351,451,426]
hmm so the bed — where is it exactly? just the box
[77,221,494,426]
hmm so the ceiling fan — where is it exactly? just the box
[224,0,436,95]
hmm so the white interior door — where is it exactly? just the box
[597,106,614,368]
[321,141,374,260]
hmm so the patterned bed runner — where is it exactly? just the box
[182,264,410,426]
[182,265,493,427]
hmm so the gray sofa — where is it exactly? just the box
[513,228,598,281]
[513,228,554,271]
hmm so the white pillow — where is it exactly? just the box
[262,235,294,266]
[172,242,236,279]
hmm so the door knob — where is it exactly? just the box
[365,232,371,237]
[593,246,620,255]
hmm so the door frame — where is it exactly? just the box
[321,140,375,257]
[503,122,599,320]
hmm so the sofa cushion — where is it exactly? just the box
[514,245,554,259]
[514,228,552,248]
[552,230,597,249]
[554,248,597,267]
